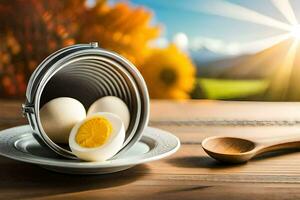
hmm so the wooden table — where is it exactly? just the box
[2,100,300,199]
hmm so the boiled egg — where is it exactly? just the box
[39,97,86,144]
[87,96,130,130]
[69,112,125,161]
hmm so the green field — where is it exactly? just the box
[196,78,269,100]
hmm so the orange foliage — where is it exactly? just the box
[77,1,160,66]
[0,0,85,98]
[0,0,159,98]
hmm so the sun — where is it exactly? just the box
[290,24,300,39]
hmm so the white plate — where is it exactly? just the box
[0,125,180,174]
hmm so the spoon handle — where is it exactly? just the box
[256,134,300,154]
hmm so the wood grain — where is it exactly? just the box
[2,100,300,199]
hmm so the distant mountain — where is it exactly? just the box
[192,38,300,100]
[189,47,232,65]
[194,38,295,79]
[194,54,250,77]
[219,38,294,79]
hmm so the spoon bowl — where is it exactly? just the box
[202,136,257,163]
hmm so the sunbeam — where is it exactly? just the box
[290,25,300,39]
[270,39,299,99]
[271,0,298,25]
[239,33,291,54]
[186,0,292,31]
[225,35,293,78]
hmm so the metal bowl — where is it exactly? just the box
[22,42,149,159]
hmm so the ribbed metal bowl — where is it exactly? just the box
[22,42,149,159]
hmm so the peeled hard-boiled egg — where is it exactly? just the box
[69,112,125,161]
[39,97,86,144]
[87,96,130,130]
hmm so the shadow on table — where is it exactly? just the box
[0,158,149,199]
[168,149,300,169]
[252,149,300,161]
[167,156,235,169]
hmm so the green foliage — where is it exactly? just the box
[192,78,269,100]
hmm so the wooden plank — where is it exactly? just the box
[1,150,300,200]
[150,100,300,121]
[1,100,300,199]
[36,184,300,200]
[0,100,26,130]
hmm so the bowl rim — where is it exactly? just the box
[23,43,149,160]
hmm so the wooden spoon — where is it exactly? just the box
[202,135,300,163]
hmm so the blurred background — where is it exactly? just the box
[2,0,300,101]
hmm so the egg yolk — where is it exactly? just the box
[75,116,113,148]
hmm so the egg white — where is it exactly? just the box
[40,97,86,144]
[69,112,125,162]
[87,96,130,131]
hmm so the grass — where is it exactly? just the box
[198,78,269,100]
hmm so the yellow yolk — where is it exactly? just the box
[75,116,113,148]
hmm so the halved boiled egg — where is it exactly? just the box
[69,112,125,162]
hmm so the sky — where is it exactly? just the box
[128,0,300,55]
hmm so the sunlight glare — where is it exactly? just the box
[271,39,299,99]
[239,33,291,53]
[271,0,298,25]
[194,0,292,31]
[290,25,300,39]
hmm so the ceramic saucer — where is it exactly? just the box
[0,125,180,174]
